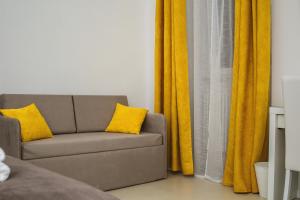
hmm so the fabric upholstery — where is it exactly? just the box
[1,156,119,200]
[154,0,194,175]
[22,132,162,160]
[142,113,166,137]
[0,95,3,108]
[223,0,271,193]
[0,104,53,142]
[106,103,148,134]
[73,95,128,132]
[29,146,167,191]
[0,116,21,158]
[141,112,168,172]
[0,94,168,190]
[0,94,76,134]
[142,113,167,152]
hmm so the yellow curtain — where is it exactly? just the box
[223,0,270,193]
[154,0,194,175]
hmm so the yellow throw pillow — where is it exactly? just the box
[105,103,148,134]
[0,104,53,142]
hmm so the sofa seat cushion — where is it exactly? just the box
[22,132,163,160]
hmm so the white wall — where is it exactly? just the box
[272,0,300,106]
[0,0,155,110]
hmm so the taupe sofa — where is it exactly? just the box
[0,94,167,190]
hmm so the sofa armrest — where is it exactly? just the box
[142,113,168,174]
[0,116,22,158]
[141,113,167,145]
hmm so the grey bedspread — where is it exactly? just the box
[0,156,119,200]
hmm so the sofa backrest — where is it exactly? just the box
[73,95,128,132]
[0,94,76,134]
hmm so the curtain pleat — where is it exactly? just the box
[223,0,270,193]
[154,0,194,175]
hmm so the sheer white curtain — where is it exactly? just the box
[193,0,234,182]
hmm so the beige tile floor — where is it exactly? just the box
[108,174,264,200]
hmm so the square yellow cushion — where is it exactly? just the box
[105,103,148,134]
[0,104,53,142]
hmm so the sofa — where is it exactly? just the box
[0,94,167,190]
